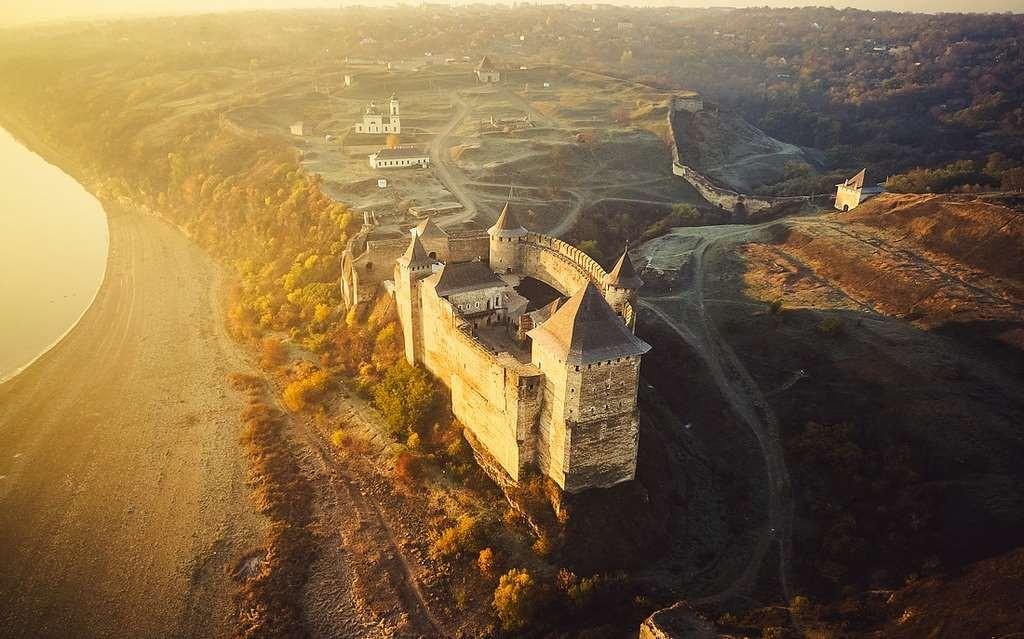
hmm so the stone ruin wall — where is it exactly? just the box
[667,104,808,214]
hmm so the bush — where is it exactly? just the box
[259,337,286,369]
[477,547,497,577]
[394,451,422,485]
[227,371,264,391]
[816,316,844,336]
[429,515,484,561]
[493,568,539,631]
[282,369,331,412]
[371,361,438,436]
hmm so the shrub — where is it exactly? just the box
[493,568,539,631]
[259,337,286,369]
[282,369,331,412]
[532,533,554,558]
[816,316,844,336]
[329,429,346,448]
[394,451,422,485]
[477,547,496,576]
[227,371,264,391]
[429,515,484,561]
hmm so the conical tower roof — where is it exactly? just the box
[415,217,447,239]
[488,201,528,238]
[605,246,643,289]
[528,282,650,365]
[397,233,434,269]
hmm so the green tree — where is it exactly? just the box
[372,361,438,435]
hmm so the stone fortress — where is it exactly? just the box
[340,205,650,493]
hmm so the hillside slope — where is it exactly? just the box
[671,108,818,193]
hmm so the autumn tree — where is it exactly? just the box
[493,568,540,631]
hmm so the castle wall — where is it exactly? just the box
[667,107,807,215]
[446,231,489,263]
[532,344,570,486]
[419,285,539,481]
[519,233,608,296]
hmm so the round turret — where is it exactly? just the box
[488,201,527,275]
[603,245,643,318]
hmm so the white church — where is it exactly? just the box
[353,94,401,135]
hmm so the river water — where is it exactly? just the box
[0,127,109,382]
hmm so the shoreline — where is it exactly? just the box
[0,162,264,639]
[0,115,111,386]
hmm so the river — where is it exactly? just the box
[0,126,109,382]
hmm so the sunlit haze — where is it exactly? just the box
[2,0,1021,26]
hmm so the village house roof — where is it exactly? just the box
[528,283,650,365]
[397,234,434,269]
[373,146,430,161]
[477,56,495,71]
[488,201,528,238]
[434,260,508,297]
[838,169,866,189]
[415,217,447,239]
[605,247,643,289]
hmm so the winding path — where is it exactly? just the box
[638,219,799,611]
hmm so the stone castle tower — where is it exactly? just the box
[394,233,436,364]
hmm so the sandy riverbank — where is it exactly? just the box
[0,204,264,638]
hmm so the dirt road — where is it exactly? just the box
[637,219,798,606]
[0,206,263,638]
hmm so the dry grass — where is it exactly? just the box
[232,399,316,639]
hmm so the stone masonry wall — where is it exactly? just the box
[418,283,536,481]
[563,357,641,492]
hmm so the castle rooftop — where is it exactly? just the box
[528,283,650,365]
[605,248,644,289]
[434,260,507,297]
[397,234,434,269]
[488,202,528,238]
[414,217,448,239]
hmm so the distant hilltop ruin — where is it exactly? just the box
[341,205,649,493]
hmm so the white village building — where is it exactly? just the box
[475,56,500,83]
[354,94,401,135]
[369,146,431,169]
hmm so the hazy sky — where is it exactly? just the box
[1,0,1020,26]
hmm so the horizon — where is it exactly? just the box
[2,0,1021,27]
